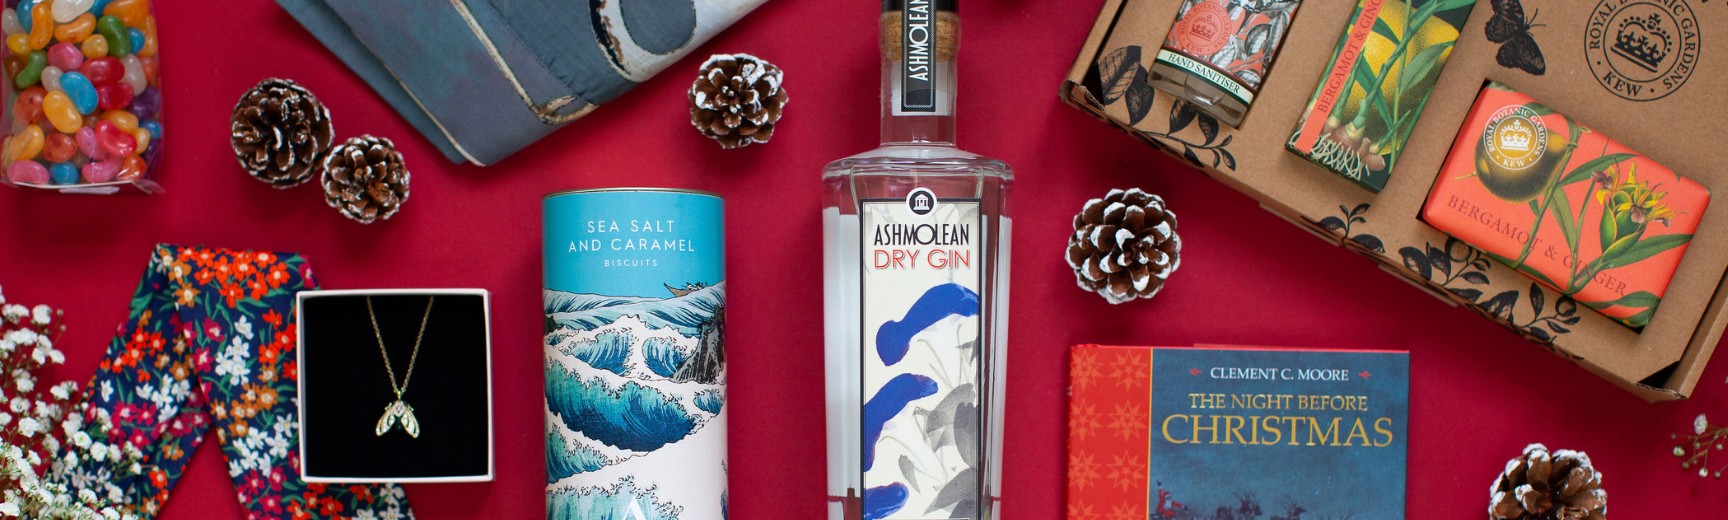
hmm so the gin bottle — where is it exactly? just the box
[822,2,1011,519]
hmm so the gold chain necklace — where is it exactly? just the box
[368,296,433,438]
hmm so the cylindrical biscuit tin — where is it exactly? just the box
[542,188,727,519]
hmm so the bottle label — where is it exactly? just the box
[859,189,982,519]
[901,1,938,112]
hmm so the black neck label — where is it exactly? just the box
[902,1,936,112]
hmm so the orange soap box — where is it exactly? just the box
[1423,82,1710,328]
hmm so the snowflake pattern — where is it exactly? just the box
[1108,403,1148,440]
[57,245,415,520]
[1070,402,1104,442]
[1106,453,1146,492]
[1069,452,1101,491]
[1108,352,1147,391]
[1071,349,1102,391]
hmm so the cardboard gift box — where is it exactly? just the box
[1061,0,1728,401]
[296,289,494,482]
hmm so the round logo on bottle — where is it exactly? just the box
[1483,105,1548,171]
[907,188,937,218]
[1171,1,1239,57]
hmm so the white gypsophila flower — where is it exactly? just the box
[15,377,32,393]
[30,345,46,365]
[30,305,50,326]
[48,347,62,364]
[18,417,40,437]
[88,443,107,462]
[0,501,18,515]
[9,397,26,413]
[0,412,9,427]
[2,304,26,321]
[1698,414,1711,435]
[42,436,58,454]
[49,383,68,400]
[72,431,91,448]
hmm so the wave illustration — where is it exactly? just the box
[545,283,724,337]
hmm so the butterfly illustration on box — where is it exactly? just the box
[1486,0,1545,75]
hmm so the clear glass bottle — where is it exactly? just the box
[823,2,1011,519]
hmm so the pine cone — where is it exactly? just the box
[689,54,788,149]
[1066,188,1182,304]
[1490,444,1606,520]
[320,136,409,224]
[231,78,334,188]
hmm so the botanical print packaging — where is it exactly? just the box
[1287,0,1475,191]
[1423,82,1711,328]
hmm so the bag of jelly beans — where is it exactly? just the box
[0,0,161,194]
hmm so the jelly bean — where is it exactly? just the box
[12,86,43,123]
[77,55,115,83]
[38,64,57,91]
[40,131,72,162]
[1,9,20,36]
[26,2,50,49]
[138,54,153,85]
[48,160,76,183]
[131,126,146,153]
[59,71,95,113]
[1,55,21,80]
[140,135,158,170]
[125,85,155,119]
[126,27,140,54]
[137,14,152,57]
[53,13,92,43]
[15,0,33,34]
[99,108,132,131]
[51,0,91,24]
[80,154,116,182]
[47,42,80,70]
[41,90,79,132]
[115,154,140,180]
[100,0,142,28]
[73,125,103,159]
[137,118,157,139]
[11,124,43,161]
[91,0,114,13]
[7,159,48,183]
[4,33,25,55]
[13,49,43,87]
[93,119,131,156]
[79,33,103,58]
[94,81,127,110]
[119,54,141,93]
[95,15,125,57]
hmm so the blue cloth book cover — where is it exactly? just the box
[1067,345,1409,520]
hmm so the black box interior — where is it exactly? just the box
[300,292,490,479]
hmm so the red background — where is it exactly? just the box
[3,0,1726,518]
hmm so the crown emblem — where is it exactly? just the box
[1499,120,1532,151]
[1613,14,1671,72]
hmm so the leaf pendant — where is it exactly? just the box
[375,400,420,438]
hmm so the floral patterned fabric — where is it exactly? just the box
[59,244,414,520]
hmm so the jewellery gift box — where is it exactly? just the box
[296,289,494,482]
[1062,0,1728,401]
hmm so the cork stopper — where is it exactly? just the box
[880,10,960,62]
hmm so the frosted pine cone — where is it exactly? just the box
[689,54,788,149]
[320,135,409,224]
[231,78,335,188]
[1066,188,1182,304]
[1490,444,1606,520]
